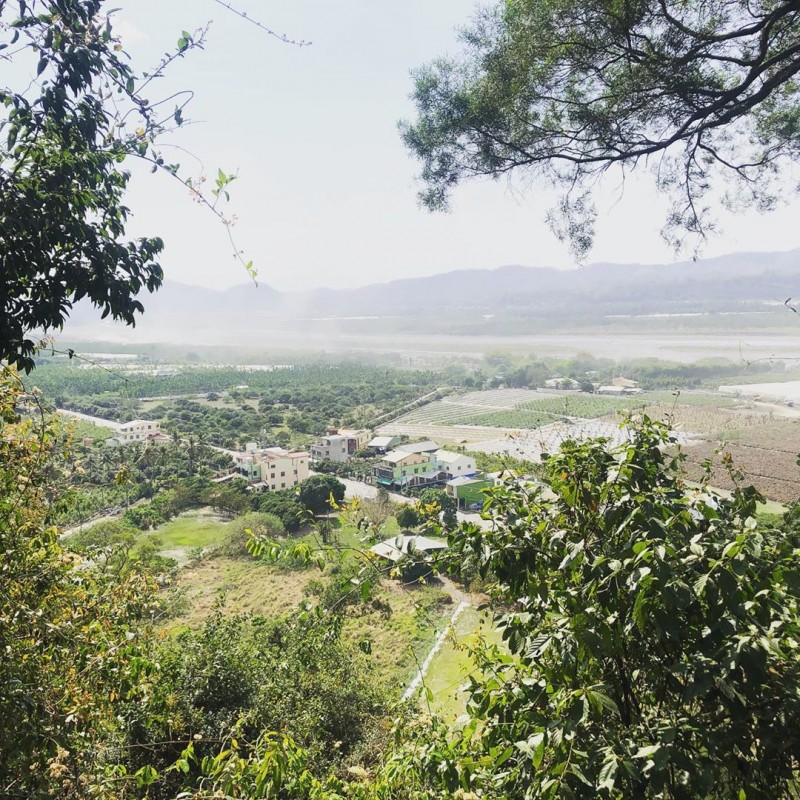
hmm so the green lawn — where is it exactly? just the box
[138,509,231,563]
[423,605,503,721]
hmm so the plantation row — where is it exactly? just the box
[399,391,656,429]
[398,389,747,431]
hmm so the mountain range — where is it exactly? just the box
[66,248,800,338]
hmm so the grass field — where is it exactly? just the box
[161,513,452,690]
[138,509,231,565]
[423,605,503,721]
[168,554,314,629]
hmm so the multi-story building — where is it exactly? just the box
[371,447,477,489]
[446,473,495,510]
[310,429,370,463]
[108,419,166,446]
[372,450,433,488]
[233,444,310,491]
[431,449,476,479]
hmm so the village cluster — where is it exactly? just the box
[103,417,499,514]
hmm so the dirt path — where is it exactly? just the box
[61,509,125,538]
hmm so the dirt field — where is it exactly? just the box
[681,420,800,503]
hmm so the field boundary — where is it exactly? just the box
[403,600,470,701]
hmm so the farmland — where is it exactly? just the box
[681,420,800,503]
[390,388,741,430]
[379,387,800,501]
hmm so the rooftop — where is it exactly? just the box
[120,419,157,429]
[368,435,397,447]
[381,450,423,464]
[370,534,448,562]
[394,440,440,454]
[434,449,470,464]
[446,474,489,487]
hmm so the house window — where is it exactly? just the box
[281,483,286,489]
[281,471,285,477]
[271,473,275,479]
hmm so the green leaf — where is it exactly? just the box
[599,757,617,790]
[634,744,660,759]
[693,573,710,596]
[134,765,159,787]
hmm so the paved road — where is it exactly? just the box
[336,477,493,531]
[369,386,451,426]
[56,408,121,429]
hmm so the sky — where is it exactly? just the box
[115,1,800,292]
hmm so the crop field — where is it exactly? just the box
[466,420,642,462]
[378,422,519,445]
[380,389,733,452]
[385,387,800,501]
[395,389,653,428]
[392,389,746,431]
[681,420,800,503]
[591,403,776,439]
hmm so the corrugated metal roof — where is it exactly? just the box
[370,534,448,562]
[434,449,470,464]
[394,440,439,454]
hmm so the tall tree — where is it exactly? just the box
[0,0,287,372]
[401,0,800,256]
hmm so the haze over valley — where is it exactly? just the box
[62,247,800,363]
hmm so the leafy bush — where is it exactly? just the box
[255,490,308,532]
[298,475,346,516]
[403,418,800,798]
[219,511,286,557]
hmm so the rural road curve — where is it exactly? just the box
[57,408,121,429]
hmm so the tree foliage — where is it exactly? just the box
[394,418,800,798]
[401,0,800,256]
[299,474,347,516]
[0,0,175,371]
[0,374,161,798]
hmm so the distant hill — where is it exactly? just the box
[65,248,800,335]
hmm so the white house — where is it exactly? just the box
[310,429,369,463]
[431,449,476,479]
[107,419,164,446]
[233,444,309,491]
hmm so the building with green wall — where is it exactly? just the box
[446,473,495,509]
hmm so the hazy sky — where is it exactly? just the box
[116,1,800,292]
